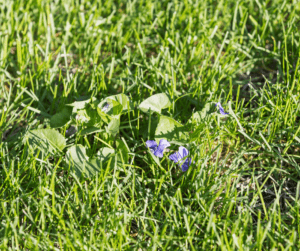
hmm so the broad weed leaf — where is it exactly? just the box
[97,106,111,124]
[107,94,131,112]
[66,145,101,178]
[74,104,102,127]
[98,94,131,114]
[106,116,120,136]
[85,105,102,126]
[67,97,96,112]
[106,99,123,116]
[24,129,66,155]
[97,99,122,123]
[97,147,115,162]
[155,115,188,144]
[138,93,171,114]
[50,107,72,128]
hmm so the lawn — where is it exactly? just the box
[1,0,300,250]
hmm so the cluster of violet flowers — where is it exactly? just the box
[146,139,192,172]
[145,102,228,172]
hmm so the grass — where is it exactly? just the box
[1,0,300,250]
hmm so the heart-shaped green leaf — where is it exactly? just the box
[97,147,115,162]
[66,145,101,178]
[105,94,131,112]
[106,116,120,136]
[85,106,102,127]
[97,106,111,124]
[50,107,72,128]
[138,93,171,114]
[155,115,188,144]
[106,99,123,116]
[25,129,66,155]
[67,97,96,112]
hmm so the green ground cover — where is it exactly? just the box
[1,0,300,249]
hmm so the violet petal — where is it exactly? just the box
[216,102,228,115]
[180,158,191,172]
[154,139,170,158]
[178,146,189,158]
[169,146,191,172]
[146,140,157,154]
[169,152,180,163]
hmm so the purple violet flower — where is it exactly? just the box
[146,139,170,158]
[102,103,110,112]
[216,102,228,115]
[169,146,192,172]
